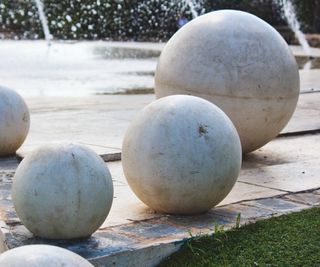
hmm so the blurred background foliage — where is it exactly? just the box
[0,0,319,41]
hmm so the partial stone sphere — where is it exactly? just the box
[12,143,114,239]
[0,245,93,266]
[122,95,242,214]
[0,86,30,156]
[155,10,300,153]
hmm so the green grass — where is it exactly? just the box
[159,207,320,267]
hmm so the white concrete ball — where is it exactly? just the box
[12,143,114,239]
[155,10,300,153]
[0,245,93,266]
[122,95,242,214]
[0,86,30,156]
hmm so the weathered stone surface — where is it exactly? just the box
[219,181,284,206]
[0,58,318,265]
[0,245,94,266]
[0,152,319,266]
[244,198,309,213]
[240,159,320,192]
[281,91,320,134]
[17,95,155,158]
[284,192,320,206]
[155,11,299,153]
[0,87,30,156]
[122,95,242,214]
[15,84,320,160]
[242,134,320,169]
[211,203,275,223]
[12,144,114,239]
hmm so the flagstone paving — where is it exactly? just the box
[0,44,319,266]
[1,131,320,266]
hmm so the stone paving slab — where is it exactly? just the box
[16,132,320,229]
[281,91,320,134]
[240,159,320,192]
[242,134,320,169]
[104,161,285,228]
[219,181,284,206]
[1,132,320,266]
[0,158,284,230]
[290,45,320,57]
[17,90,320,159]
[300,69,320,92]
[284,192,320,206]
[0,44,319,265]
[18,95,155,157]
[1,191,319,267]
[243,198,309,213]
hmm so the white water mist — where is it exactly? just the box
[181,0,204,19]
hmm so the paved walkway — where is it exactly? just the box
[1,132,320,265]
[17,78,320,159]
[0,45,319,266]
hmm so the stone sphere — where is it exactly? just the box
[155,10,300,153]
[12,143,114,239]
[122,95,241,214]
[0,86,30,156]
[0,245,93,266]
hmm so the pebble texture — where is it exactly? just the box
[155,10,300,153]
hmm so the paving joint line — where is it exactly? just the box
[300,89,320,94]
[237,180,290,193]
[220,187,320,211]
[278,129,320,137]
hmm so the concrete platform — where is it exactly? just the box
[18,94,155,158]
[0,43,320,266]
[1,133,320,266]
[17,86,320,159]
[0,86,319,266]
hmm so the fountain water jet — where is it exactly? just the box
[34,0,52,45]
[181,0,204,19]
[277,0,312,69]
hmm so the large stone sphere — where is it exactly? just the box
[12,143,114,239]
[0,245,93,266]
[0,86,30,156]
[155,10,300,153]
[122,95,241,214]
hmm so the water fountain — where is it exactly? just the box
[0,0,207,97]
[0,2,319,266]
[181,0,204,19]
[34,0,52,45]
[0,0,317,97]
[277,0,312,69]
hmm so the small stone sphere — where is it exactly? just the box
[122,95,242,214]
[12,143,114,239]
[0,86,30,156]
[0,245,93,266]
[155,10,300,153]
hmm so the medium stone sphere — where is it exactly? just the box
[155,10,300,153]
[122,95,241,214]
[0,245,93,266]
[0,86,30,156]
[12,143,114,239]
